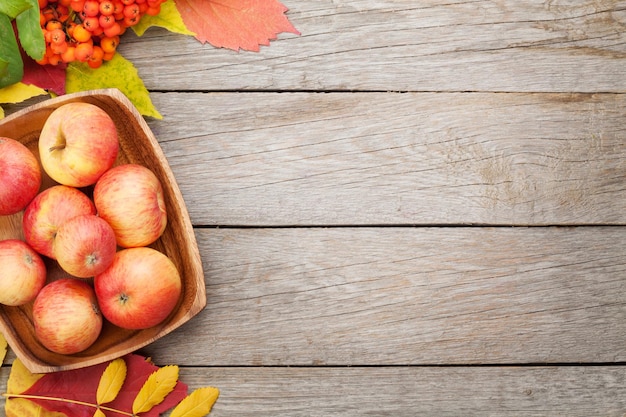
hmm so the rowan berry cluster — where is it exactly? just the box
[38,0,166,68]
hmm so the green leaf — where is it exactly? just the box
[16,0,45,60]
[133,0,195,36]
[0,12,24,89]
[0,0,32,19]
[66,53,162,119]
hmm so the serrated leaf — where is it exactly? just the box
[133,0,195,36]
[0,0,31,19]
[132,365,180,414]
[174,0,300,52]
[5,358,64,417]
[170,387,220,417]
[66,53,161,118]
[96,357,127,405]
[0,331,7,364]
[0,81,47,104]
[16,0,45,60]
[0,13,24,88]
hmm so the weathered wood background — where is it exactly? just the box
[2,0,626,415]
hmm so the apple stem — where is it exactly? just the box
[48,144,66,152]
[2,392,136,416]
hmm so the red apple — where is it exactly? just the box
[33,278,103,355]
[94,247,181,330]
[0,239,47,306]
[93,164,167,248]
[23,185,96,259]
[54,214,117,278]
[38,102,119,187]
[0,137,42,215]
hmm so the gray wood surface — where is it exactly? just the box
[147,92,626,226]
[117,0,626,92]
[2,0,626,415]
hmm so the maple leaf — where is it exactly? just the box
[174,0,300,52]
[133,0,195,37]
[21,55,65,96]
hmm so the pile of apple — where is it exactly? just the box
[0,102,182,356]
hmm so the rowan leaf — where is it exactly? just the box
[15,354,187,417]
[93,409,106,417]
[4,358,63,417]
[0,331,7,364]
[66,53,162,119]
[15,0,45,61]
[95,357,127,405]
[133,0,195,37]
[174,0,300,52]
[132,365,180,414]
[0,12,24,89]
[170,387,220,417]
[0,1,32,19]
[0,81,47,104]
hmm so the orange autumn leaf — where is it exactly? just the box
[174,0,300,52]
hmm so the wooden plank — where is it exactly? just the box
[3,366,624,416]
[147,92,626,226]
[143,227,626,366]
[118,0,626,92]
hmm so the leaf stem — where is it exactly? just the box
[2,392,135,416]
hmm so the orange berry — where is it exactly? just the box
[74,42,93,61]
[48,53,62,66]
[87,45,104,68]
[83,0,99,16]
[50,41,68,55]
[145,5,160,15]
[99,36,119,53]
[49,29,66,45]
[83,16,99,32]
[103,51,115,61]
[38,0,49,8]
[123,3,139,17]
[72,24,91,42]
[61,45,76,63]
[123,15,139,26]
[58,0,72,6]
[99,14,116,29]
[70,0,85,12]
[102,21,120,37]
[99,0,114,15]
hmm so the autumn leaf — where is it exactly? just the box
[66,53,162,119]
[170,387,220,417]
[4,358,63,417]
[9,354,188,417]
[96,357,127,405]
[133,365,180,414]
[0,81,47,104]
[0,332,7,364]
[133,0,195,37]
[21,54,66,95]
[174,0,300,52]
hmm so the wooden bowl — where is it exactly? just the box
[0,89,206,373]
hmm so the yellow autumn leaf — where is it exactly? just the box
[65,53,162,119]
[132,364,179,414]
[96,357,127,405]
[170,387,220,417]
[0,82,47,104]
[4,359,65,417]
[133,0,195,36]
[0,332,7,364]
[93,409,106,417]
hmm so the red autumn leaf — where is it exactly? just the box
[20,52,66,96]
[174,0,300,52]
[22,354,188,417]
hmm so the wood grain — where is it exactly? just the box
[117,0,626,92]
[3,365,624,416]
[142,227,626,366]
[146,91,626,226]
